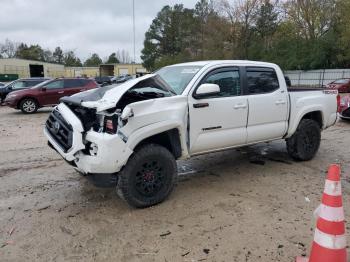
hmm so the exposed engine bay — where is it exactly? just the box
[59,75,175,133]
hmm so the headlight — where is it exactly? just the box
[7,93,17,98]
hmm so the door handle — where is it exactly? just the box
[275,100,286,105]
[234,104,247,109]
[193,103,209,108]
[58,91,64,94]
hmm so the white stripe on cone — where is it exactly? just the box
[318,204,345,222]
[324,179,342,196]
[313,228,347,250]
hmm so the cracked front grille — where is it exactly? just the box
[46,109,73,152]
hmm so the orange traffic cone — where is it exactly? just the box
[296,164,347,262]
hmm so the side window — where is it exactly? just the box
[80,79,89,86]
[44,80,64,89]
[64,79,82,88]
[25,80,41,87]
[12,81,26,89]
[246,67,279,94]
[202,69,241,97]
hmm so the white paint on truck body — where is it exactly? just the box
[44,60,338,175]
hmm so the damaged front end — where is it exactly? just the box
[339,95,350,120]
[44,74,177,177]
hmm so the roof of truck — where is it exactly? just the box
[170,60,277,67]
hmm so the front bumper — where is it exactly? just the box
[3,97,18,108]
[44,103,133,174]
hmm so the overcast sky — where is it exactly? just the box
[0,0,199,62]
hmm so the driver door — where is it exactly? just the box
[39,80,64,105]
[188,67,248,154]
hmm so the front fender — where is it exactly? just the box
[125,120,189,158]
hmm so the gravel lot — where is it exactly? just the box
[0,106,349,262]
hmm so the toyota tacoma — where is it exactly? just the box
[44,61,338,207]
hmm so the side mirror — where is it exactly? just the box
[195,83,220,98]
[41,87,47,91]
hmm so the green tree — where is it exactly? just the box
[106,52,120,64]
[15,43,45,61]
[84,53,102,66]
[53,47,64,64]
[337,0,350,67]
[141,4,198,70]
[64,51,82,67]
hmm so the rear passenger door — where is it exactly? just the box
[64,79,85,96]
[245,67,289,143]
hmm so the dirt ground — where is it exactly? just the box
[0,106,349,262]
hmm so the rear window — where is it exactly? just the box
[246,67,280,94]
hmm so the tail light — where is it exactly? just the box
[337,95,341,113]
[104,116,118,134]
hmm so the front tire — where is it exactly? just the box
[286,119,321,161]
[116,144,177,208]
[20,98,38,114]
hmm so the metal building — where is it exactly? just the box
[0,58,147,80]
[0,58,65,80]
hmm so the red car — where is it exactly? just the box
[327,78,350,93]
[339,95,350,120]
[4,78,98,113]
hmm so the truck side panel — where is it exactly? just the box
[286,91,337,138]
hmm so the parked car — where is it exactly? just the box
[94,76,114,86]
[0,78,50,103]
[4,78,98,113]
[115,74,132,83]
[339,95,350,120]
[45,60,338,208]
[326,78,350,93]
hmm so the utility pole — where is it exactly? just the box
[132,0,136,76]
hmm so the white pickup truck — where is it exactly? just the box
[44,60,338,207]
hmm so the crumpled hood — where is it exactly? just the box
[61,74,155,112]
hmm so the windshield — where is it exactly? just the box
[3,80,15,88]
[155,65,202,95]
[333,79,349,84]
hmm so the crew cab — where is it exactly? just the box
[44,61,338,208]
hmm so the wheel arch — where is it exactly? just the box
[129,128,184,160]
[17,96,39,109]
[286,108,324,138]
[301,111,323,128]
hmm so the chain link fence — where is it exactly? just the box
[284,69,350,88]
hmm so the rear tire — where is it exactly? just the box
[286,119,321,161]
[20,98,38,114]
[116,144,177,208]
